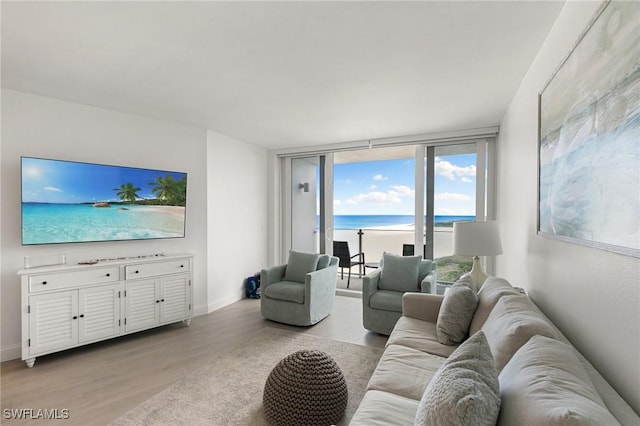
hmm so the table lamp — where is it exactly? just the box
[453,221,503,291]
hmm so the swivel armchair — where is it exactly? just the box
[363,252,436,335]
[261,251,339,326]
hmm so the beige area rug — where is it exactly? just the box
[110,327,383,425]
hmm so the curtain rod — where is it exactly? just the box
[275,126,499,157]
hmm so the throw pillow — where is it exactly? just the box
[414,331,500,426]
[481,294,559,373]
[316,254,331,270]
[436,283,479,345]
[379,252,421,292]
[283,250,320,283]
[498,335,619,425]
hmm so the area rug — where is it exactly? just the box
[110,327,383,425]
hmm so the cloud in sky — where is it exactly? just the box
[43,186,63,192]
[343,185,414,206]
[435,158,476,181]
[436,192,471,201]
[373,174,388,181]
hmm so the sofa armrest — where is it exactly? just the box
[420,271,436,293]
[401,292,444,323]
[305,263,338,295]
[362,269,382,302]
[260,264,287,289]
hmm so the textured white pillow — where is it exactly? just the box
[498,335,620,425]
[414,331,500,426]
[436,283,479,345]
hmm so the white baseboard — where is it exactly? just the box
[1,343,21,362]
[207,293,243,313]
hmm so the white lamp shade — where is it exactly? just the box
[453,221,503,256]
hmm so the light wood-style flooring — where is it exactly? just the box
[1,295,386,425]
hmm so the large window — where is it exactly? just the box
[279,131,497,291]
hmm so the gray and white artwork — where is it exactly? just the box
[539,0,639,257]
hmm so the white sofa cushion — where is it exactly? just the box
[498,335,620,426]
[469,277,522,335]
[436,283,479,345]
[414,331,500,426]
[350,390,419,426]
[481,294,559,373]
[367,344,446,400]
[387,316,459,358]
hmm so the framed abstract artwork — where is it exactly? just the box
[538,0,639,258]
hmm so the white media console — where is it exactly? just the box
[19,253,193,367]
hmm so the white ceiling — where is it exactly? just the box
[1,1,564,150]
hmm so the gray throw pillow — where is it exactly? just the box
[414,331,500,426]
[436,283,479,345]
[379,252,421,292]
[316,254,331,270]
[283,250,320,283]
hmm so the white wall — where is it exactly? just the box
[0,89,208,360]
[497,1,639,413]
[206,130,268,312]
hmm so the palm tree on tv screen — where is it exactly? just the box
[148,175,187,206]
[114,182,141,203]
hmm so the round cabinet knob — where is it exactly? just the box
[106,273,110,277]
[135,270,139,274]
[180,265,184,268]
[72,316,78,320]
[42,281,48,285]
[156,300,160,303]
[80,314,85,318]
[161,299,165,302]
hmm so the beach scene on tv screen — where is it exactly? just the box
[21,157,187,245]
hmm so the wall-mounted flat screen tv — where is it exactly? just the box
[21,157,187,245]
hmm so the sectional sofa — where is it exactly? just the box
[351,277,639,425]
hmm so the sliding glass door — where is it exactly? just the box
[280,134,496,290]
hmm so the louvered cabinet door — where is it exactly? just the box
[160,275,191,324]
[28,291,78,356]
[124,279,159,333]
[78,283,122,343]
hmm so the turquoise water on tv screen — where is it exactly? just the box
[22,203,185,245]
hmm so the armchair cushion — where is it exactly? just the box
[283,250,320,283]
[263,281,305,304]
[436,283,479,345]
[370,290,404,312]
[379,253,421,292]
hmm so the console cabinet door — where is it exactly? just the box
[79,283,122,343]
[29,291,79,356]
[160,275,191,324]
[124,280,160,333]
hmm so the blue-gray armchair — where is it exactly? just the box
[261,251,339,326]
[363,252,437,335]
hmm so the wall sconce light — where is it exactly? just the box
[299,183,310,192]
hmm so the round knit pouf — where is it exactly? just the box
[263,349,348,426]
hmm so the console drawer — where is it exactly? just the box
[29,266,120,292]
[125,259,190,280]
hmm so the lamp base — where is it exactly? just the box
[459,256,488,292]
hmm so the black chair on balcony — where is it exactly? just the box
[333,241,365,288]
[402,244,427,258]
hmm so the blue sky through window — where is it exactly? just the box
[333,154,476,216]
